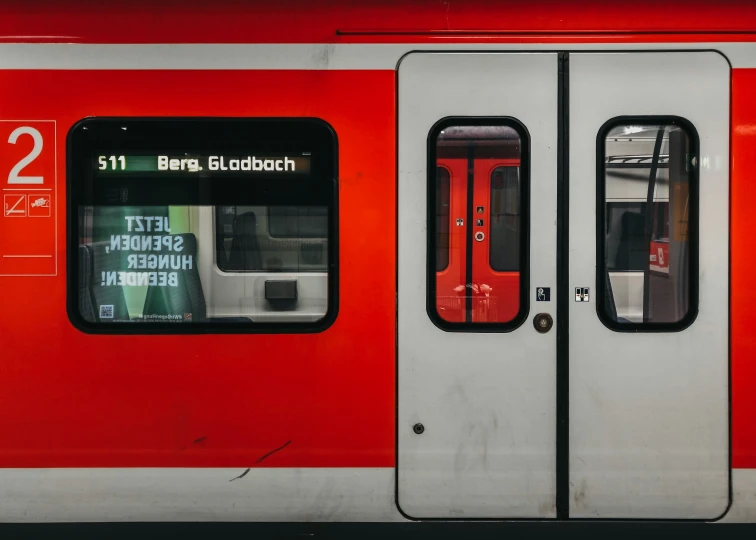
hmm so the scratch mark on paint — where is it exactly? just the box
[229,468,251,482]
[256,440,292,464]
[573,479,588,507]
[312,44,334,68]
[193,436,206,444]
[439,0,451,29]
[228,440,292,482]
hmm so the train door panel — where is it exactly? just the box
[570,52,730,518]
[398,52,558,519]
[399,50,729,521]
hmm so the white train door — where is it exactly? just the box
[569,52,730,519]
[397,53,559,518]
[397,51,729,520]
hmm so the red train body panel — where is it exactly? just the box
[0,69,397,468]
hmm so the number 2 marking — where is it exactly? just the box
[7,126,43,184]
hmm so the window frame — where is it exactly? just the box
[596,115,699,332]
[66,116,339,335]
[426,116,531,333]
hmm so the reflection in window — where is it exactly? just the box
[599,121,696,327]
[269,206,328,238]
[70,118,336,328]
[216,206,328,272]
[490,166,520,272]
[606,202,647,271]
[436,167,451,271]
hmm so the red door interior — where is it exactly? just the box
[434,136,522,324]
[471,157,521,323]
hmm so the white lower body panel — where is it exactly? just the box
[2,467,755,522]
[0,467,400,522]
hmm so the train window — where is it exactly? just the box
[489,166,520,272]
[216,205,327,272]
[605,202,647,271]
[428,119,529,330]
[267,206,328,239]
[597,117,698,330]
[436,167,451,271]
[68,118,338,333]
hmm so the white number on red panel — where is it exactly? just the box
[7,126,44,184]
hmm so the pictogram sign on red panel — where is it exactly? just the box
[0,121,56,276]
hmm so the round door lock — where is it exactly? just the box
[533,313,553,333]
[413,423,425,435]
[474,231,485,242]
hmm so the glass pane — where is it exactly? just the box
[216,205,328,272]
[432,123,526,327]
[79,203,330,324]
[606,202,647,272]
[601,121,696,326]
[436,167,450,271]
[71,118,335,327]
[268,206,328,238]
[489,166,520,272]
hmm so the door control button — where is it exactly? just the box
[533,313,553,333]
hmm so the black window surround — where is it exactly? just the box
[66,117,339,335]
[426,116,531,333]
[596,115,699,333]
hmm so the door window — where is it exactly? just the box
[68,118,338,331]
[597,118,698,329]
[489,166,521,272]
[428,120,529,329]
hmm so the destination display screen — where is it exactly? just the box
[71,117,336,208]
[95,154,312,175]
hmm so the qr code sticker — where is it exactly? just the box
[99,305,114,319]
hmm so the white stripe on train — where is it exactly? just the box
[0,42,755,70]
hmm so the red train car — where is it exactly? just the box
[1,0,756,532]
